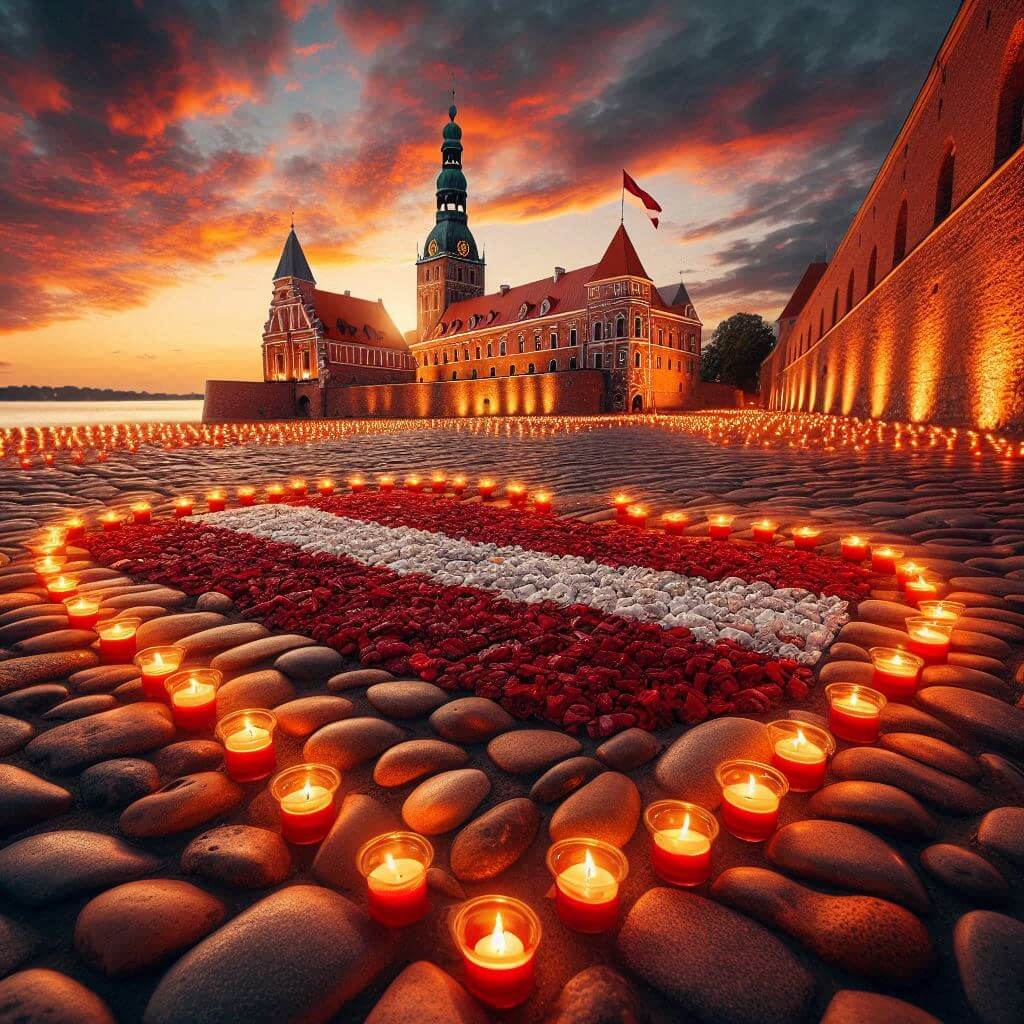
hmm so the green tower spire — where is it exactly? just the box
[421,101,480,262]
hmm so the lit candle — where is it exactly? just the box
[917,599,965,624]
[430,472,447,494]
[270,763,340,844]
[895,560,925,586]
[532,491,552,515]
[65,516,85,541]
[904,575,940,607]
[97,617,141,663]
[840,534,870,561]
[357,831,433,927]
[825,683,887,744]
[46,574,78,604]
[453,896,541,1010]
[751,519,777,543]
[625,504,648,529]
[289,478,307,497]
[131,501,152,524]
[378,475,395,493]
[237,486,256,507]
[134,645,185,701]
[905,617,953,664]
[768,720,834,791]
[547,839,628,933]
[347,474,366,493]
[404,474,423,493]
[216,709,277,782]
[451,474,467,496]
[99,511,123,532]
[267,483,285,503]
[506,482,527,507]
[871,546,903,574]
[612,493,633,521]
[791,525,822,551]
[173,496,195,517]
[317,477,336,496]
[869,646,924,702]
[64,596,100,630]
[644,801,717,887]
[205,490,226,513]
[662,511,689,535]
[716,760,787,842]
[478,478,498,500]
[166,669,221,730]
[34,555,66,581]
[708,514,735,540]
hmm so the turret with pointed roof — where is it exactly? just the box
[274,227,316,284]
[592,223,650,280]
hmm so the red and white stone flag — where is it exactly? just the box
[83,493,868,737]
[623,171,663,228]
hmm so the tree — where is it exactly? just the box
[700,313,776,391]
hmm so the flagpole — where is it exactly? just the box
[620,176,624,225]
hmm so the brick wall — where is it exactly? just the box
[203,380,299,423]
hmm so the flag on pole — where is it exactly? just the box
[622,171,662,228]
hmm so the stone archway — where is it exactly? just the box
[631,393,644,413]
[297,394,311,419]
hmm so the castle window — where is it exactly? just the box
[499,340,506,356]
[994,26,1024,169]
[471,368,478,379]
[657,356,662,369]
[534,334,541,350]
[818,309,824,339]
[569,356,577,369]
[463,349,469,361]
[486,342,493,357]
[518,336,525,353]
[569,328,577,346]
[893,199,908,265]
[510,364,516,375]
[593,322,602,342]
[934,142,956,226]
[453,349,459,361]
[442,351,448,364]
[548,359,557,372]
[634,316,642,337]
[489,366,496,377]
[616,316,626,338]
[550,332,558,348]
[831,289,839,326]
[539,298,551,316]
[668,359,672,370]
[867,246,878,291]
[668,331,673,347]
[658,328,664,345]
[528,362,536,374]
[470,270,476,284]
[457,268,463,282]
[594,353,603,369]
[846,269,855,313]
[475,346,481,359]
[451,371,457,380]
[433,353,439,365]
[634,351,641,368]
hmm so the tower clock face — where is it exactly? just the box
[427,239,439,257]
[456,239,470,258]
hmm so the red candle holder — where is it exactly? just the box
[905,617,953,664]
[64,596,100,630]
[751,519,777,543]
[644,800,718,887]
[34,555,66,582]
[97,617,141,663]
[173,496,195,517]
[506,483,527,507]
[532,491,553,515]
[662,512,689,535]
[869,646,924,702]
[378,475,395,494]
[452,895,541,1010]
[825,683,887,744]
[347,475,366,493]
[917,599,965,623]
[46,574,78,604]
[127,502,151,524]
[65,516,86,541]
[237,486,256,507]
[289,478,308,497]
[134,645,185,701]
[611,494,633,521]
[791,526,821,551]
[165,668,221,730]
[205,491,226,513]
[266,484,285,503]
[871,546,903,574]
[317,478,336,496]
[904,575,940,607]
[404,474,423,493]
[430,473,447,494]
[840,534,870,562]
[625,504,648,529]
[895,560,925,587]
[270,763,340,844]
[478,478,498,500]
[708,514,734,540]
[357,831,433,927]
[99,511,122,532]
[451,475,467,496]
[546,838,628,933]
[715,760,788,842]
[767,719,834,792]
[216,708,278,782]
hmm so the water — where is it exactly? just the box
[0,400,204,428]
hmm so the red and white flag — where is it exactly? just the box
[84,493,865,737]
[623,170,662,228]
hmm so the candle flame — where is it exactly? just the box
[303,780,314,802]
[746,773,756,797]
[795,728,807,749]
[154,651,164,668]
[491,912,507,955]
[677,812,691,840]
[850,689,860,708]
[583,848,596,884]
[385,851,397,875]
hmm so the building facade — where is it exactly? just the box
[762,1,1024,429]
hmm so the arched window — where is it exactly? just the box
[489,366,496,377]
[509,364,516,375]
[846,269,855,313]
[818,309,824,339]
[451,371,457,380]
[994,23,1024,170]
[475,346,481,360]
[594,353,603,369]
[548,359,557,372]
[471,368,478,379]
[634,316,642,337]
[527,362,536,374]
[893,199,908,266]
[867,246,877,292]
[656,356,662,369]
[934,143,955,226]
[831,289,839,326]
[616,316,626,338]
[499,340,506,356]
[634,351,641,368]
[569,356,577,369]
[592,322,602,342]
[486,342,493,357]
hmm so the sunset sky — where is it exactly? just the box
[0,0,958,393]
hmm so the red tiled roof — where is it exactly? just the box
[778,262,828,321]
[431,264,598,339]
[313,289,409,351]
[591,223,650,280]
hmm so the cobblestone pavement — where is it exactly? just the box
[0,417,1022,1024]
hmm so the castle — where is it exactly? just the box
[204,103,704,421]
[763,0,1024,430]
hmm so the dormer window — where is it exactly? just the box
[539,297,552,316]
[517,302,531,321]
[467,314,478,329]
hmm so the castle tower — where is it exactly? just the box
[262,226,320,382]
[415,100,485,341]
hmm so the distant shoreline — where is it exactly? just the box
[0,386,202,402]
